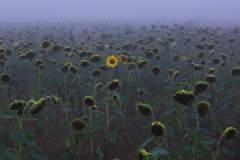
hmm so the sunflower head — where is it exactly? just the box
[95,82,102,90]
[30,98,46,115]
[9,100,27,115]
[173,55,179,61]
[231,67,240,76]
[193,64,202,71]
[138,60,147,69]
[107,79,120,90]
[92,69,101,77]
[51,95,58,105]
[169,69,174,76]
[173,71,180,78]
[223,127,237,140]
[208,68,215,73]
[198,51,204,58]
[138,149,149,160]
[206,75,217,83]
[173,90,194,105]
[61,65,69,73]
[118,55,128,64]
[83,96,95,106]
[0,73,11,83]
[90,54,102,63]
[41,40,50,48]
[138,89,144,95]
[71,119,86,131]
[181,56,187,61]
[197,101,210,116]
[212,57,220,64]
[70,66,77,74]
[209,50,215,55]
[151,66,161,75]
[151,122,166,137]
[65,62,72,67]
[92,105,97,110]
[137,103,152,115]
[80,60,89,68]
[35,59,44,68]
[112,94,119,101]
[194,81,208,93]
[106,55,118,68]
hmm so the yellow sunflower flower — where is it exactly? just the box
[106,55,118,68]
[65,62,72,66]
[118,55,127,64]
[181,56,187,61]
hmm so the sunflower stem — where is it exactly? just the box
[215,134,223,160]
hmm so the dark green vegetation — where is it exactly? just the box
[0,22,240,160]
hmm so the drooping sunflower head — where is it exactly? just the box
[151,66,161,75]
[51,95,58,105]
[193,64,202,71]
[92,69,101,77]
[197,101,210,116]
[173,90,194,105]
[30,98,46,115]
[61,65,69,73]
[107,79,120,90]
[194,81,209,93]
[231,67,240,76]
[138,149,149,160]
[118,55,127,64]
[112,94,119,101]
[151,122,166,137]
[106,55,118,68]
[71,119,86,131]
[137,103,152,116]
[83,96,95,106]
[206,75,217,83]
[0,73,11,83]
[9,100,27,115]
[223,127,237,140]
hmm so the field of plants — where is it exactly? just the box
[1,21,240,160]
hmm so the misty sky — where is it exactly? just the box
[1,0,240,25]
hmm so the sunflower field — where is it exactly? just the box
[0,22,240,160]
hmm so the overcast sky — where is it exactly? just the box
[1,0,240,26]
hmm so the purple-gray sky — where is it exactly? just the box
[1,0,240,26]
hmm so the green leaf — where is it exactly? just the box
[166,126,175,138]
[105,131,117,144]
[189,109,198,120]
[9,129,27,145]
[63,107,70,112]
[178,145,192,156]
[223,89,236,101]
[136,137,155,151]
[87,131,99,142]
[163,107,176,117]
[194,128,209,135]
[78,133,86,142]
[0,147,12,160]
[149,147,169,157]
[30,149,48,160]
[93,110,105,116]
[112,108,126,118]
[221,149,235,157]
[234,112,240,122]
[95,147,104,160]
[61,152,75,160]
[0,110,18,119]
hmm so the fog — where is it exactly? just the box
[1,0,240,26]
